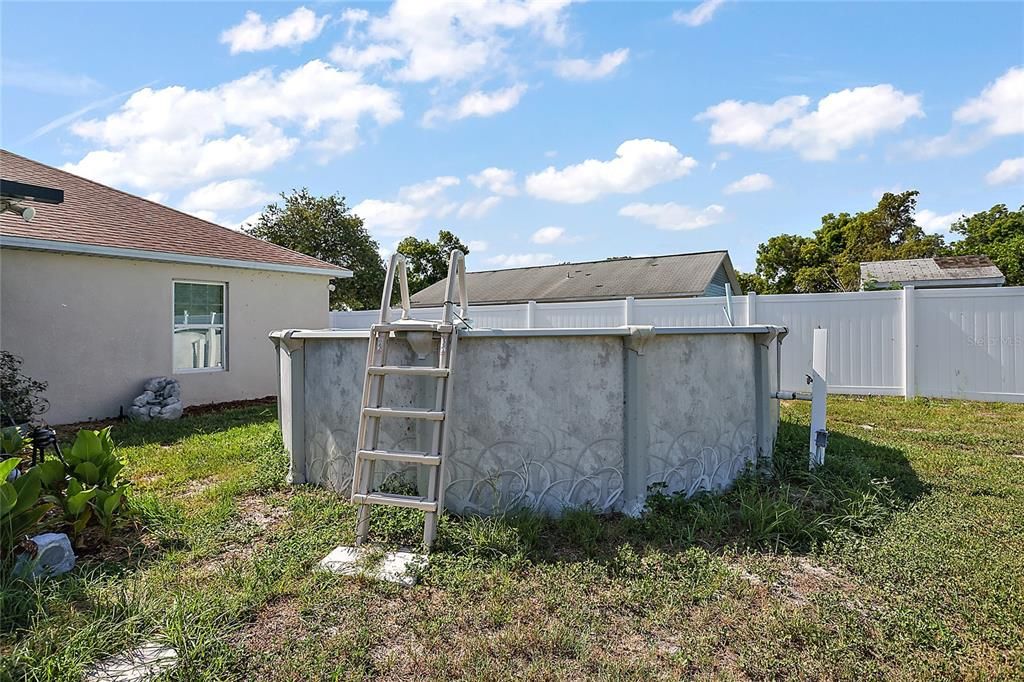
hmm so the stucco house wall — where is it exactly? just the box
[0,248,331,424]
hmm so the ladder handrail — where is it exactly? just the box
[379,253,412,324]
[442,249,468,325]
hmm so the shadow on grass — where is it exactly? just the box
[430,420,928,567]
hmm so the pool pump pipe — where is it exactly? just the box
[772,328,829,469]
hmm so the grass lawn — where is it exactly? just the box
[2,397,1023,680]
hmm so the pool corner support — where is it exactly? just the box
[622,325,655,517]
[271,329,307,485]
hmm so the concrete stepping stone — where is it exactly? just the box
[319,545,427,587]
[85,643,177,682]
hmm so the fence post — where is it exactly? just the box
[746,291,757,325]
[624,296,635,325]
[526,300,536,328]
[902,285,916,400]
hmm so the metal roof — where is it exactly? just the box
[410,251,740,306]
[860,256,1004,287]
[0,150,350,277]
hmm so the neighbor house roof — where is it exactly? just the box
[410,251,741,306]
[860,255,1005,289]
[0,150,350,278]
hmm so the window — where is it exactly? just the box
[173,281,226,371]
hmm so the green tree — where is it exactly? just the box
[744,191,947,293]
[396,230,471,294]
[245,189,385,310]
[948,204,1024,286]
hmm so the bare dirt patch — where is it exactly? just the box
[733,557,856,607]
[233,596,306,656]
[192,494,293,575]
[236,494,292,530]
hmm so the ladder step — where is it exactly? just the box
[363,407,445,420]
[357,448,441,465]
[372,322,454,333]
[368,365,450,378]
[352,492,437,512]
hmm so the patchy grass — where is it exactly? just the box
[1,397,1022,680]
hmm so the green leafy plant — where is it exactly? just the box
[0,352,49,425]
[38,427,132,540]
[0,458,53,562]
[1,426,26,455]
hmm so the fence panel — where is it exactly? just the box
[326,287,1024,402]
[915,288,1024,401]
[756,291,904,396]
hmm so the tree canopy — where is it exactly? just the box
[947,204,1023,286]
[245,189,385,310]
[396,230,471,294]
[741,191,948,293]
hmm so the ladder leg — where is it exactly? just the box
[423,466,438,547]
[356,331,390,545]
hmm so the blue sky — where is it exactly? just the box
[2,1,1022,272]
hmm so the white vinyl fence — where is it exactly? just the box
[329,286,1024,403]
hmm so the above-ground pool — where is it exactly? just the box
[271,324,785,516]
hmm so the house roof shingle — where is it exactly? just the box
[410,251,739,306]
[860,256,1004,287]
[0,150,349,277]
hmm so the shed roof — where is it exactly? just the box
[410,251,740,306]
[0,150,349,277]
[860,256,1004,287]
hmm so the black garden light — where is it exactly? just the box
[29,424,63,467]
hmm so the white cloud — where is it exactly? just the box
[351,199,430,237]
[236,210,264,232]
[399,176,460,203]
[180,179,274,214]
[554,48,629,81]
[486,253,557,268]
[333,0,573,84]
[190,210,220,224]
[221,7,329,54]
[986,157,1024,185]
[525,139,697,203]
[530,226,582,244]
[724,172,774,194]
[673,0,727,27]
[871,184,907,200]
[144,192,168,204]
[457,196,502,219]
[340,8,369,24]
[954,66,1024,136]
[468,240,489,252]
[696,85,923,160]
[63,60,401,191]
[618,202,726,231]
[328,43,404,70]
[423,84,527,126]
[468,167,518,196]
[916,209,964,234]
[903,67,1023,160]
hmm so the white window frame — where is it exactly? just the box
[172,279,228,374]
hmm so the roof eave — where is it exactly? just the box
[410,291,706,307]
[865,276,1005,289]
[0,235,352,278]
